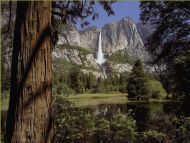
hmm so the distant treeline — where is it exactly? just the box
[53,60,166,100]
[53,67,129,95]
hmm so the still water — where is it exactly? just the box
[2,102,189,133]
[80,102,190,131]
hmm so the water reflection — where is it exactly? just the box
[2,101,189,135]
[81,102,190,131]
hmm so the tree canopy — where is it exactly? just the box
[140,1,190,98]
[140,2,190,64]
[127,60,149,100]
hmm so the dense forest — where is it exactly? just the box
[52,59,166,100]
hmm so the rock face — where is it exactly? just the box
[58,25,100,53]
[2,16,153,80]
[102,17,146,60]
[136,22,154,43]
[56,17,152,74]
[109,63,132,73]
[52,44,99,69]
[79,26,100,53]
[57,24,81,46]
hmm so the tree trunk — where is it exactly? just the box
[6,2,53,143]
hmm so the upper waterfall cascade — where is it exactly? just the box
[96,30,106,65]
[96,30,107,77]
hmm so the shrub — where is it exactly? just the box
[147,80,166,99]
[168,116,190,143]
[94,113,138,143]
[55,110,95,143]
[140,130,166,143]
[54,96,190,143]
[56,83,74,96]
[94,118,111,143]
[110,114,138,143]
[54,96,95,143]
[56,85,64,95]
[119,84,128,93]
[54,96,138,143]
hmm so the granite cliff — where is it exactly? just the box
[55,17,153,75]
[2,16,153,80]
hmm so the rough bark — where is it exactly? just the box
[6,2,53,143]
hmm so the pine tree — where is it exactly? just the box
[87,73,96,92]
[127,60,149,100]
[119,73,128,93]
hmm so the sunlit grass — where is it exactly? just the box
[1,93,175,111]
[64,93,128,107]
[64,93,175,107]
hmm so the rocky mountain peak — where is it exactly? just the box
[55,17,153,74]
[136,22,154,43]
[79,26,99,32]
[101,17,146,60]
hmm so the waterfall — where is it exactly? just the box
[96,30,106,65]
[96,30,107,77]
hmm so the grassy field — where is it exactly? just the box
[64,93,175,107]
[1,93,174,110]
[64,93,128,107]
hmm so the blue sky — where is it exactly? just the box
[76,1,140,30]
